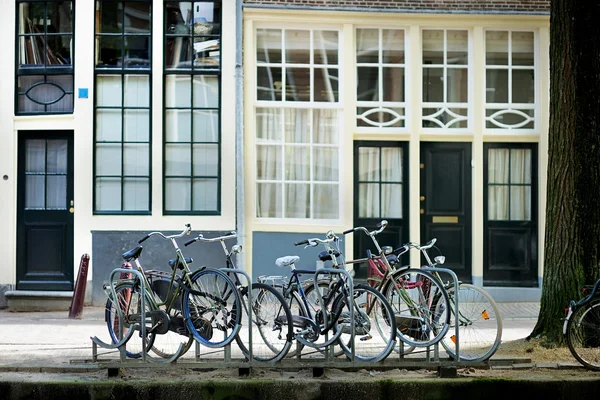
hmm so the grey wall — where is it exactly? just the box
[91,230,237,305]
[251,231,346,281]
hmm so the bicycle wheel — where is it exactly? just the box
[438,284,502,362]
[236,283,294,362]
[149,308,194,360]
[182,268,242,348]
[384,268,451,348]
[333,283,397,362]
[566,298,600,370]
[105,281,155,358]
[282,287,308,358]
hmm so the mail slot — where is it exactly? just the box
[432,216,459,223]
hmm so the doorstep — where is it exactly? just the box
[5,290,73,312]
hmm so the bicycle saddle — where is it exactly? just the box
[275,256,299,267]
[122,245,143,261]
[168,257,193,270]
[318,250,341,262]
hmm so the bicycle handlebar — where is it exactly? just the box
[139,224,192,244]
[184,231,238,247]
[294,237,337,247]
[343,220,388,237]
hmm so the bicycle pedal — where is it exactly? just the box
[360,335,373,341]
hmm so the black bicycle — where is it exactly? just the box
[564,279,600,370]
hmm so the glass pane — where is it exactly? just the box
[285,146,310,181]
[486,31,508,65]
[96,36,122,67]
[193,75,219,108]
[447,30,468,65]
[488,149,509,184]
[356,29,378,64]
[422,67,443,103]
[96,109,123,142]
[488,186,509,220]
[486,69,508,103]
[193,144,219,176]
[123,143,149,175]
[285,183,310,218]
[123,177,149,211]
[510,186,531,220]
[97,1,120,33]
[286,67,310,102]
[257,29,282,64]
[512,32,534,66]
[422,30,444,64]
[124,109,150,142]
[314,68,338,102]
[486,109,534,129]
[382,29,404,64]
[512,70,535,103]
[192,110,219,142]
[381,148,402,182]
[285,30,310,64]
[447,68,468,103]
[257,182,282,218]
[313,184,338,219]
[124,75,149,107]
[46,75,74,113]
[510,149,532,184]
[359,183,379,218]
[96,75,122,107]
[95,177,121,211]
[47,175,66,209]
[123,3,151,33]
[314,30,338,65]
[19,36,42,66]
[383,67,404,102]
[313,109,338,144]
[256,145,281,180]
[166,110,192,142]
[193,178,218,211]
[26,140,46,173]
[46,140,67,174]
[165,75,191,108]
[165,178,191,211]
[257,66,282,101]
[357,67,379,102]
[165,37,193,70]
[381,184,402,218]
[96,143,122,175]
[284,109,310,143]
[25,176,45,209]
[313,147,338,182]
[165,144,191,175]
[256,108,282,142]
[358,147,379,181]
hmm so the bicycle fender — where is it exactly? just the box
[563,307,573,335]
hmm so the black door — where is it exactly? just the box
[420,142,471,282]
[353,141,409,279]
[17,131,74,291]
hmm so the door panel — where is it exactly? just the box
[420,142,471,282]
[17,132,74,291]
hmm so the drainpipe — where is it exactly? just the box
[235,0,245,271]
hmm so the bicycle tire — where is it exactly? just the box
[149,309,194,359]
[235,283,294,362]
[438,283,503,362]
[384,268,451,348]
[182,268,242,348]
[283,288,308,358]
[566,298,600,370]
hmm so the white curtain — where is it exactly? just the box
[358,147,379,218]
[510,149,532,220]
[381,148,402,218]
[256,108,282,217]
[488,149,509,220]
[488,148,531,220]
[358,147,402,219]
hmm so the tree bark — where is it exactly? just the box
[531,1,600,343]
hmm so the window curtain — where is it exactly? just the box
[358,147,402,219]
[488,148,531,220]
[510,149,532,220]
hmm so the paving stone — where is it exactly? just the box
[491,365,514,370]
[536,363,558,369]
[558,362,583,370]
[513,363,535,369]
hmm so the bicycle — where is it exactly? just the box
[564,279,600,370]
[105,224,242,361]
[184,231,294,362]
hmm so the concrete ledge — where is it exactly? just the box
[5,291,73,312]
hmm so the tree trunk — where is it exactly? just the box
[531,1,600,343]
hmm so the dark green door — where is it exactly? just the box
[17,131,74,291]
[353,141,409,280]
[420,142,472,282]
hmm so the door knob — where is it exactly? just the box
[420,196,425,201]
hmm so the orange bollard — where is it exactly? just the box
[68,254,90,319]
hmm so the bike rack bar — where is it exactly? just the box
[220,268,252,364]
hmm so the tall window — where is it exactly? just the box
[422,29,469,129]
[163,1,221,214]
[487,147,532,220]
[485,31,535,130]
[94,1,151,214]
[255,28,341,219]
[356,28,406,129]
[16,1,74,114]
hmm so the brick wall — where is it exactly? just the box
[243,0,550,14]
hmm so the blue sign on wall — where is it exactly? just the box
[78,88,89,99]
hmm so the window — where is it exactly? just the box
[93,1,152,214]
[356,28,406,129]
[255,28,341,220]
[485,31,535,130]
[163,1,222,214]
[16,1,74,114]
[422,29,469,129]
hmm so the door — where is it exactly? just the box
[420,142,471,282]
[17,131,74,291]
[353,141,409,280]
